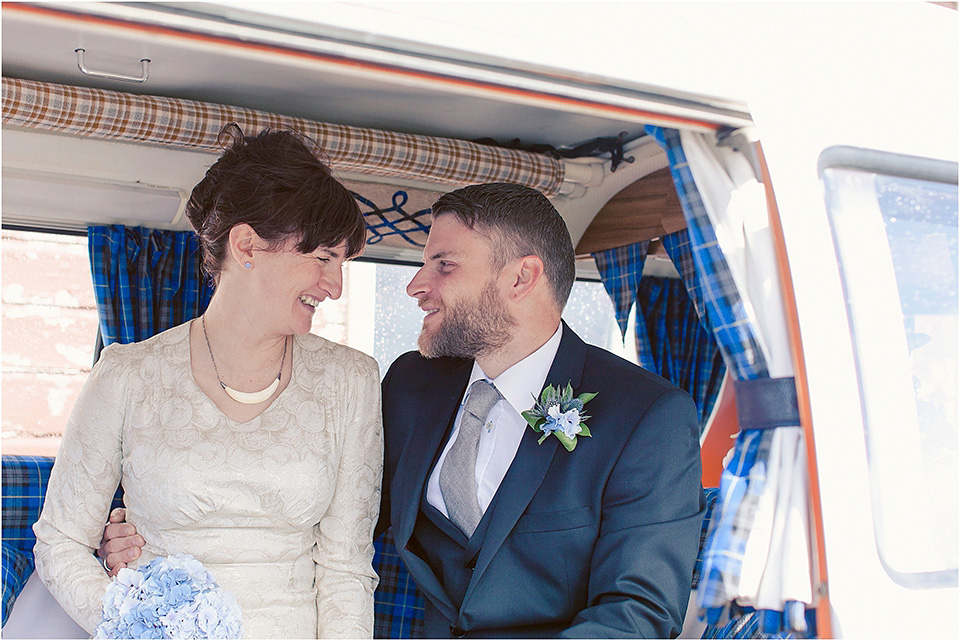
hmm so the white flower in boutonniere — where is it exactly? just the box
[522,382,597,451]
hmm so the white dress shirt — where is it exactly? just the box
[427,324,563,518]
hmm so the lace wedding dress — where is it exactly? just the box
[33,323,383,639]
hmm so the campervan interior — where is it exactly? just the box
[2,2,956,639]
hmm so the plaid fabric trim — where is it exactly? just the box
[2,77,564,197]
[374,529,424,639]
[2,543,33,626]
[646,126,768,381]
[88,226,213,346]
[591,241,650,337]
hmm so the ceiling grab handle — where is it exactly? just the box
[75,49,150,83]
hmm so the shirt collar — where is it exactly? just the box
[468,323,563,416]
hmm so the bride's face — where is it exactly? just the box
[251,238,349,336]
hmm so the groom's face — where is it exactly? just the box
[407,213,516,359]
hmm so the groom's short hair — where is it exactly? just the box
[430,183,576,310]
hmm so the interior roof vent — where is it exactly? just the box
[1,169,186,232]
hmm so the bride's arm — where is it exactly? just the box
[33,346,128,634]
[313,353,384,639]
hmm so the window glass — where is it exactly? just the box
[325,261,632,378]
[823,153,958,587]
[2,229,98,456]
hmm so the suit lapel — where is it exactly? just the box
[468,323,587,590]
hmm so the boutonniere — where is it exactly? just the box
[521,382,597,451]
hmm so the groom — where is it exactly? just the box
[99,183,704,637]
[375,183,703,637]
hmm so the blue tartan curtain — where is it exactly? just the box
[88,226,213,346]
[592,241,650,337]
[592,236,725,429]
[647,126,812,637]
[636,275,726,428]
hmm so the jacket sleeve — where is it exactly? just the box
[559,387,705,639]
[313,353,384,638]
[374,351,421,541]
[32,347,127,634]
[374,356,398,541]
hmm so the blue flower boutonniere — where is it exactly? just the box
[522,382,597,452]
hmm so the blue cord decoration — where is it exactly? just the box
[354,190,432,248]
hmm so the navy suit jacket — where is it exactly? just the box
[377,323,704,638]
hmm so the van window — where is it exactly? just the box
[365,261,632,376]
[822,148,958,587]
[2,230,629,456]
[2,229,97,456]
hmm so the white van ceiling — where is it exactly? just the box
[1,1,749,275]
[1,2,751,150]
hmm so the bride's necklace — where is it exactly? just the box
[201,315,288,405]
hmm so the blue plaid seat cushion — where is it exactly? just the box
[1,455,54,564]
[1,455,124,627]
[1,543,33,627]
[2,455,53,628]
[374,530,425,638]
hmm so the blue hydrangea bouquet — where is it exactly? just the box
[94,554,242,639]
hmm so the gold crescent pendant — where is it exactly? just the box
[220,375,280,405]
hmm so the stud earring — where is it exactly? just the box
[244,262,252,269]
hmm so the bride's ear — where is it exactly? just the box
[228,224,261,270]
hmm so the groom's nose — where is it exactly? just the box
[406,266,429,299]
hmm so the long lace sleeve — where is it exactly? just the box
[32,345,128,634]
[313,352,383,638]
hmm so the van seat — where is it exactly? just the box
[2,456,756,638]
[1,455,124,627]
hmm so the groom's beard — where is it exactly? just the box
[418,280,515,360]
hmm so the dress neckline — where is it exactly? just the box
[185,320,296,426]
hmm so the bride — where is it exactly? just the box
[32,124,383,639]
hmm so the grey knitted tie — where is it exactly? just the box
[439,379,501,537]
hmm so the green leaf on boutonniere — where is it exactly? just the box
[554,430,577,452]
[521,409,541,430]
[524,381,597,452]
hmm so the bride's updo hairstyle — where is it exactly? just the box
[186,123,366,282]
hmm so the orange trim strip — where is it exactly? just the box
[4,2,723,132]
[757,143,832,638]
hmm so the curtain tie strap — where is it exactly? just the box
[734,377,800,429]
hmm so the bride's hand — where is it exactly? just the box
[97,508,145,577]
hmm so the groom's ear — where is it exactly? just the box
[508,255,544,301]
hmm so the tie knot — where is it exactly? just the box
[464,379,501,422]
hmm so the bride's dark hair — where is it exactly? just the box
[186,123,366,282]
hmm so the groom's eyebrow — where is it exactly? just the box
[426,250,456,262]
